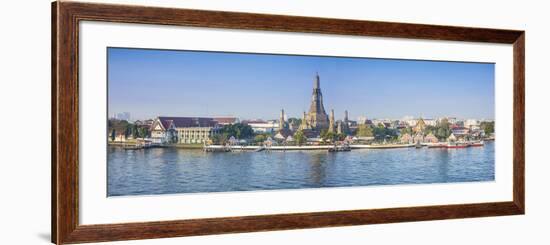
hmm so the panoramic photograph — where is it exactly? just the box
[107,47,495,197]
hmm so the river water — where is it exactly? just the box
[107,142,494,196]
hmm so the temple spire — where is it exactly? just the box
[314,72,320,89]
[343,110,350,134]
[279,109,285,130]
[329,109,335,133]
[306,73,329,131]
[300,111,309,130]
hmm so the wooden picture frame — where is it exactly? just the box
[52,1,525,244]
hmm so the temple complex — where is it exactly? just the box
[306,73,330,131]
[295,73,353,137]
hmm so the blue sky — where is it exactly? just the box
[108,47,495,121]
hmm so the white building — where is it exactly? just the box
[404,119,418,127]
[357,116,368,124]
[424,119,437,127]
[243,120,279,133]
[436,117,458,125]
[150,116,220,144]
[464,119,481,130]
[371,119,393,126]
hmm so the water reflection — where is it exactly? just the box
[435,149,450,181]
[307,152,328,186]
[107,142,495,196]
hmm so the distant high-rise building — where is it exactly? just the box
[113,112,131,121]
[342,110,350,134]
[344,110,349,124]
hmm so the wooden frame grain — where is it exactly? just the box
[52,1,525,244]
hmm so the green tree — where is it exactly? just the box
[211,134,228,145]
[435,127,446,139]
[373,123,387,140]
[480,121,495,134]
[323,131,336,142]
[356,124,374,137]
[320,129,328,139]
[124,124,132,138]
[287,117,301,129]
[336,133,346,141]
[321,129,351,143]
[438,126,451,139]
[424,125,436,135]
[110,129,116,141]
[434,118,451,140]
[387,128,398,139]
[294,130,307,146]
[132,124,139,138]
[138,127,149,138]
[373,127,384,140]
[400,127,412,136]
[437,118,450,130]
[254,134,267,144]
[220,123,254,139]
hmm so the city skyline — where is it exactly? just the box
[108,47,495,121]
[108,110,493,123]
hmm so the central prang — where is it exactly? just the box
[302,73,330,131]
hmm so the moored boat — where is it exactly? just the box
[362,143,415,149]
[469,140,484,147]
[328,144,351,152]
[123,145,143,150]
[446,142,468,149]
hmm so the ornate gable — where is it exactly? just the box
[151,119,165,131]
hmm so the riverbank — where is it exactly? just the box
[203,144,416,151]
[109,143,203,149]
[110,141,486,151]
[171,144,204,149]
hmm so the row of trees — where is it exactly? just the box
[356,123,398,140]
[319,129,347,142]
[210,123,254,145]
[108,119,149,141]
[211,123,313,146]
[287,117,302,129]
[353,118,473,142]
[423,118,452,140]
[421,119,493,140]
[293,130,307,146]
